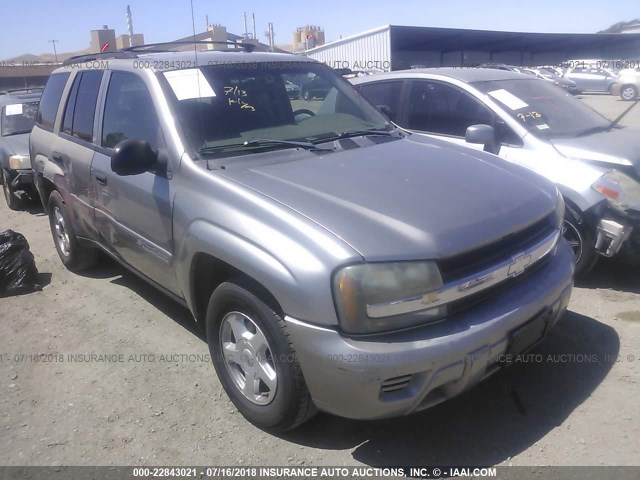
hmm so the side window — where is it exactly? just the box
[62,75,80,135]
[72,71,103,142]
[357,81,403,123]
[495,119,523,146]
[406,81,493,137]
[36,72,71,130]
[102,72,162,150]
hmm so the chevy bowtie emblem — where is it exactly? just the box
[508,253,532,277]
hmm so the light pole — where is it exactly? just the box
[49,39,59,64]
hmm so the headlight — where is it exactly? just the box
[592,170,640,211]
[332,261,444,334]
[8,154,31,170]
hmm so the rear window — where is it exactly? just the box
[37,72,71,130]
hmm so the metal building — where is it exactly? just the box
[305,24,640,71]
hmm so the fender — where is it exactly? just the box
[175,218,328,326]
[33,153,65,185]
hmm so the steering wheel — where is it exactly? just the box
[293,109,316,121]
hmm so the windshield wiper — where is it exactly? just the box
[243,138,329,150]
[198,138,328,157]
[315,128,398,143]
[574,126,610,137]
[3,130,32,137]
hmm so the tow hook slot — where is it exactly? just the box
[595,219,631,257]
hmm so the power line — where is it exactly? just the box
[48,39,59,64]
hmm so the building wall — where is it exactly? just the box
[90,27,117,53]
[306,27,391,72]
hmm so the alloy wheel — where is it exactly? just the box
[219,311,277,405]
[562,220,583,265]
[621,86,637,101]
[53,206,71,257]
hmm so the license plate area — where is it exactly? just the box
[506,310,551,355]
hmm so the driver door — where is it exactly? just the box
[91,71,179,294]
[403,80,494,151]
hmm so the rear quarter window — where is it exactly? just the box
[36,72,71,131]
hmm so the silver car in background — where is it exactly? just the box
[563,65,618,93]
[353,68,640,275]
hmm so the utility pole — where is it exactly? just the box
[49,39,59,64]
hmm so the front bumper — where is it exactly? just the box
[4,168,34,188]
[285,240,574,420]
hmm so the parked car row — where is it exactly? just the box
[16,46,576,432]
[478,61,640,100]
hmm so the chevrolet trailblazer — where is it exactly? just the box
[30,44,573,431]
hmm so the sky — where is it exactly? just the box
[0,0,638,59]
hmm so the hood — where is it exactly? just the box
[217,138,557,261]
[550,127,640,177]
[1,133,30,156]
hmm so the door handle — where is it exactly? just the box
[95,174,108,186]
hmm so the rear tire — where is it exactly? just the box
[563,207,598,278]
[206,281,316,431]
[2,169,22,211]
[47,190,98,272]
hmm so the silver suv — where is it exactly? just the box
[30,45,574,431]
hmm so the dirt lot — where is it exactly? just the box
[1,95,639,467]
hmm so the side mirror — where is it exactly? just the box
[465,124,495,145]
[111,139,158,176]
[466,124,499,154]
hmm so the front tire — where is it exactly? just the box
[206,281,316,431]
[47,191,98,271]
[620,85,638,101]
[562,207,598,278]
[2,169,22,211]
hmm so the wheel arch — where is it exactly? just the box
[189,252,284,332]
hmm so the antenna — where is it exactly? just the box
[243,12,248,39]
[252,13,257,40]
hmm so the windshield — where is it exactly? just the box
[473,78,610,139]
[1,101,39,136]
[160,62,390,158]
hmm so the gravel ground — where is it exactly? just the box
[0,95,639,467]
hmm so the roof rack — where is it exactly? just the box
[62,51,138,66]
[123,40,257,53]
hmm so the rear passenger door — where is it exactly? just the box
[51,70,104,240]
[91,71,178,293]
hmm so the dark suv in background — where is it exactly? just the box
[0,88,42,209]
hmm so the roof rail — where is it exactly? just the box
[62,51,138,66]
[123,40,257,53]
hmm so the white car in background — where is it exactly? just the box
[611,68,640,101]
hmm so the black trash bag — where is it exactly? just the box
[0,230,40,296]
